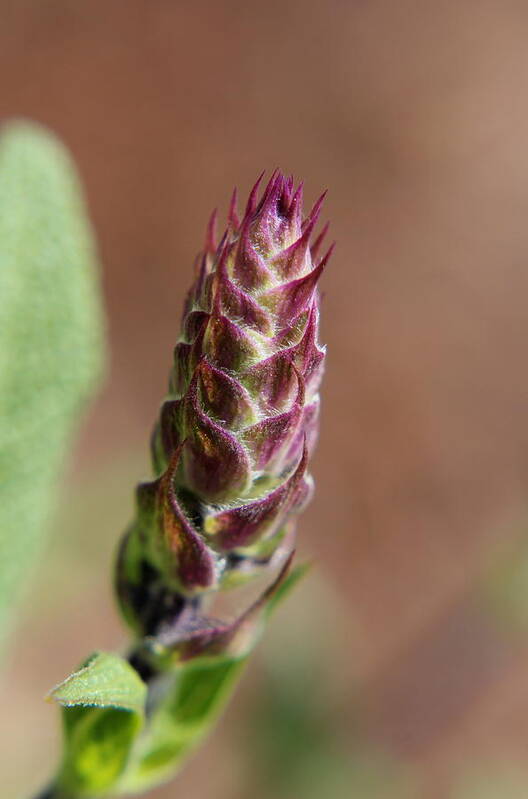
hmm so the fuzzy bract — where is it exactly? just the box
[117,172,332,636]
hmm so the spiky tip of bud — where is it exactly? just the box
[117,172,332,637]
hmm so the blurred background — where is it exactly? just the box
[3,1,528,796]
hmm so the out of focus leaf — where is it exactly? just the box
[50,653,146,795]
[0,120,105,654]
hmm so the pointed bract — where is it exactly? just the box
[117,172,332,638]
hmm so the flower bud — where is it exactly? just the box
[117,173,332,635]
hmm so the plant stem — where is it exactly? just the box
[32,787,55,799]
[31,785,73,799]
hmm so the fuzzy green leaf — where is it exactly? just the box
[0,120,105,654]
[42,565,306,796]
[50,652,147,715]
[50,653,147,796]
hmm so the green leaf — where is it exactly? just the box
[118,654,247,793]
[0,119,105,655]
[43,562,307,796]
[59,708,142,795]
[118,562,309,793]
[50,652,147,715]
[50,653,147,796]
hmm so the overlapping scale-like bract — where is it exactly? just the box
[117,173,331,636]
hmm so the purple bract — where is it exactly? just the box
[117,172,332,636]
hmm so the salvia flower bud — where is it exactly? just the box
[117,172,332,637]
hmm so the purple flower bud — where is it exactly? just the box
[117,173,331,635]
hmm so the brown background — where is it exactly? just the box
[3,1,528,797]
